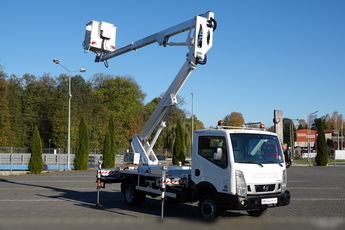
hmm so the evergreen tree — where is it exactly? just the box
[74,115,89,170]
[173,120,186,165]
[102,132,113,168]
[108,115,116,162]
[28,126,44,174]
[315,118,328,166]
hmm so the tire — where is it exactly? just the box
[247,207,267,217]
[198,195,218,221]
[123,183,146,205]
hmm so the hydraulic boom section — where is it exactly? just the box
[83,12,216,165]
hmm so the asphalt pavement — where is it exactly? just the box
[0,166,345,230]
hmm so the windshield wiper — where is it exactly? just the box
[238,161,264,167]
[264,161,284,167]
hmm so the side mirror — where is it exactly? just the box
[214,147,223,161]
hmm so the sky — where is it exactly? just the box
[1,0,344,128]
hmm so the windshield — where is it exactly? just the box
[230,133,284,164]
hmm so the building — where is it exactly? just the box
[295,129,317,148]
[324,129,333,141]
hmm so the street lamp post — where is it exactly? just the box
[307,111,318,166]
[53,58,86,170]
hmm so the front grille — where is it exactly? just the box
[255,184,275,192]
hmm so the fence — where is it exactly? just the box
[0,153,125,171]
[0,147,102,155]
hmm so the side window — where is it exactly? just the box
[198,136,227,168]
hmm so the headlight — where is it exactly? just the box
[236,170,247,197]
[281,169,287,192]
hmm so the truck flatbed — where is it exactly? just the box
[100,165,191,185]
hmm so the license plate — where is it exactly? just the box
[261,198,278,205]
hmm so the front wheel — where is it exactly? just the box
[198,195,218,221]
[247,207,267,217]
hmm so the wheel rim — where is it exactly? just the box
[201,200,215,218]
[125,186,135,203]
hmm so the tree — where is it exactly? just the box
[331,111,343,131]
[283,118,296,148]
[7,74,24,146]
[28,126,44,174]
[143,97,188,156]
[0,76,11,146]
[223,112,245,127]
[74,115,89,170]
[102,116,115,168]
[315,118,328,166]
[92,75,145,151]
[102,132,113,168]
[0,69,205,160]
[22,74,39,147]
[173,120,186,165]
[108,115,116,156]
[184,115,205,156]
[323,114,332,130]
[50,84,67,148]
[36,74,56,148]
[297,119,307,129]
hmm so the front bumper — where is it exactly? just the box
[217,191,290,211]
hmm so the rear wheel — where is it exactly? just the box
[247,207,267,217]
[198,195,218,221]
[123,183,145,205]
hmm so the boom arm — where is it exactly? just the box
[83,12,216,165]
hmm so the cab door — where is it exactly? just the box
[192,135,231,193]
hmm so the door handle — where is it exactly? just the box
[195,169,200,176]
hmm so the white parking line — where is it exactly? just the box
[2,180,92,183]
[289,187,340,190]
[0,198,109,202]
[0,199,65,202]
[0,187,97,190]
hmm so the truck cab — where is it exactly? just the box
[192,127,290,219]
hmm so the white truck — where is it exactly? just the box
[83,12,290,220]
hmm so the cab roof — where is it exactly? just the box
[195,128,277,136]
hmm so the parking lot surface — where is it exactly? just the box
[1,166,345,229]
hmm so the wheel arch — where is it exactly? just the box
[192,181,217,202]
[121,174,137,193]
